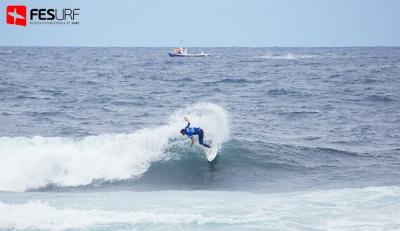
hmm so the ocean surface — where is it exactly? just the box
[0,47,399,230]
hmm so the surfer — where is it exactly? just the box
[180,116,211,148]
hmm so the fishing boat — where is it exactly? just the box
[168,46,209,57]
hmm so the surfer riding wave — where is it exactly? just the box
[180,116,211,148]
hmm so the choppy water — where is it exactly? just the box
[0,47,399,230]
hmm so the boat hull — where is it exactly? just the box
[168,52,209,57]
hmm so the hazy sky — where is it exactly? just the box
[0,0,399,47]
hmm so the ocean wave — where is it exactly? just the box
[4,135,397,193]
[267,88,312,98]
[0,103,229,192]
[36,139,399,192]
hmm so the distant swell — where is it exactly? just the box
[366,94,397,103]
[213,78,263,84]
[258,54,319,60]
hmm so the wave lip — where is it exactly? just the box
[0,103,230,192]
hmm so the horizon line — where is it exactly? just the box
[1,45,399,48]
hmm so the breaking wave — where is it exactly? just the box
[0,103,229,192]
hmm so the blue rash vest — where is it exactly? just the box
[184,122,201,138]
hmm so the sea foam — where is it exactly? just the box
[0,186,399,230]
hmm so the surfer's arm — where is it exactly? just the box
[185,122,190,129]
[184,116,190,128]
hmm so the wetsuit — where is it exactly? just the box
[184,122,211,148]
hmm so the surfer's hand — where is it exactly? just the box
[184,116,189,122]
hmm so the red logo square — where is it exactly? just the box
[6,5,27,27]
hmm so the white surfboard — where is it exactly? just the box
[206,146,218,161]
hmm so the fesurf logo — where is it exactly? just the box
[6,5,27,27]
[5,5,80,27]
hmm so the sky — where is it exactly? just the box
[0,0,399,47]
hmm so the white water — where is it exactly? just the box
[0,186,399,230]
[0,201,253,230]
[258,53,319,60]
[0,103,229,192]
